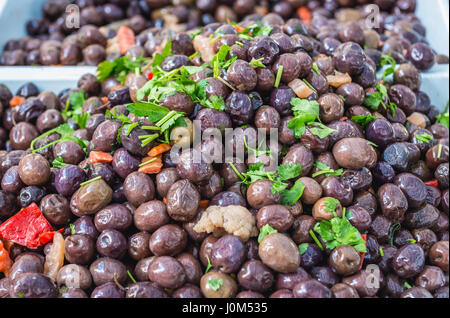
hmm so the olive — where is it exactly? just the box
[200,272,238,298]
[259,233,300,273]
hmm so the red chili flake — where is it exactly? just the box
[424,179,439,188]
[340,116,348,121]
[0,203,54,249]
[359,234,368,271]
[147,72,154,80]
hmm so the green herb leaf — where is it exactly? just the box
[152,41,172,68]
[277,163,302,181]
[324,197,340,213]
[127,270,137,284]
[388,223,401,246]
[205,255,213,274]
[80,176,101,187]
[69,224,76,235]
[437,144,443,158]
[404,282,412,289]
[308,122,337,139]
[435,101,449,128]
[314,213,367,253]
[415,132,433,144]
[309,229,324,251]
[208,279,224,291]
[380,53,397,82]
[52,156,67,169]
[299,243,309,255]
[407,238,416,244]
[281,178,305,206]
[379,247,384,257]
[249,58,266,68]
[274,65,283,88]
[258,224,278,243]
[312,63,320,75]
[287,98,320,138]
[351,115,376,128]
[312,161,343,178]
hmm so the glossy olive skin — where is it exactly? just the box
[148,256,186,289]
[65,234,95,265]
[328,245,361,276]
[259,233,300,273]
[9,273,58,298]
[89,257,127,286]
[149,224,187,257]
[70,179,113,217]
[57,264,92,291]
[166,179,200,222]
[392,244,426,278]
[200,272,238,298]
[210,235,247,274]
[293,279,333,298]
[123,172,155,207]
[96,229,127,259]
[94,204,132,232]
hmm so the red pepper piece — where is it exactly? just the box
[147,72,154,80]
[0,203,53,249]
[0,240,13,277]
[359,234,368,271]
[424,179,439,188]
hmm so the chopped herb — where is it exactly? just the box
[379,247,384,257]
[127,270,137,284]
[139,157,158,168]
[287,98,320,139]
[274,66,283,88]
[309,229,324,251]
[339,95,346,102]
[407,238,417,244]
[258,224,278,243]
[380,53,397,82]
[235,41,244,47]
[312,161,343,178]
[228,162,246,182]
[17,291,25,298]
[312,63,320,75]
[299,243,309,255]
[80,176,101,187]
[437,144,443,158]
[189,51,199,60]
[351,115,377,128]
[277,163,302,181]
[308,122,337,139]
[280,178,305,206]
[249,57,266,68]
[388,223,401,246]
[208,279,224,291]
[69,224,76,235]
[313,212,367,253]
[211,44,234,78]
[324,198,340,213]
[367,140,378,147]
[415,133,433,144]
[30,123,88,154]
[363,83,397,117]
[152,41,172,68]
[63,90,91,129]
[189,28,202,40]
[205,255,212,274]
[302,79,317,93]
[97,55,150,84]
[59,286,69,294]
[404,282,412,289]
[52,156,67,169]
[435,101,449,128]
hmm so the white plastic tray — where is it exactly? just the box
[0,0,448,110]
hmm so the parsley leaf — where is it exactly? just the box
[152,41,172,68]
[298,243,309,255]
[281,178,306,206]
[313,213,367,253]
[208,279,224,291]
[324,197,340,213]
[97,55,150,83]
[312,161,343,178]
[287,98,320,138]
[258,224,278,243]
[63,90,90,129]
[308,122,337,139]
[351,115,376,128]
[435,101,449,128]
[277,163,302,181]
[380,53,396,82]
[52,156,67,169]
[363,83,397,117]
